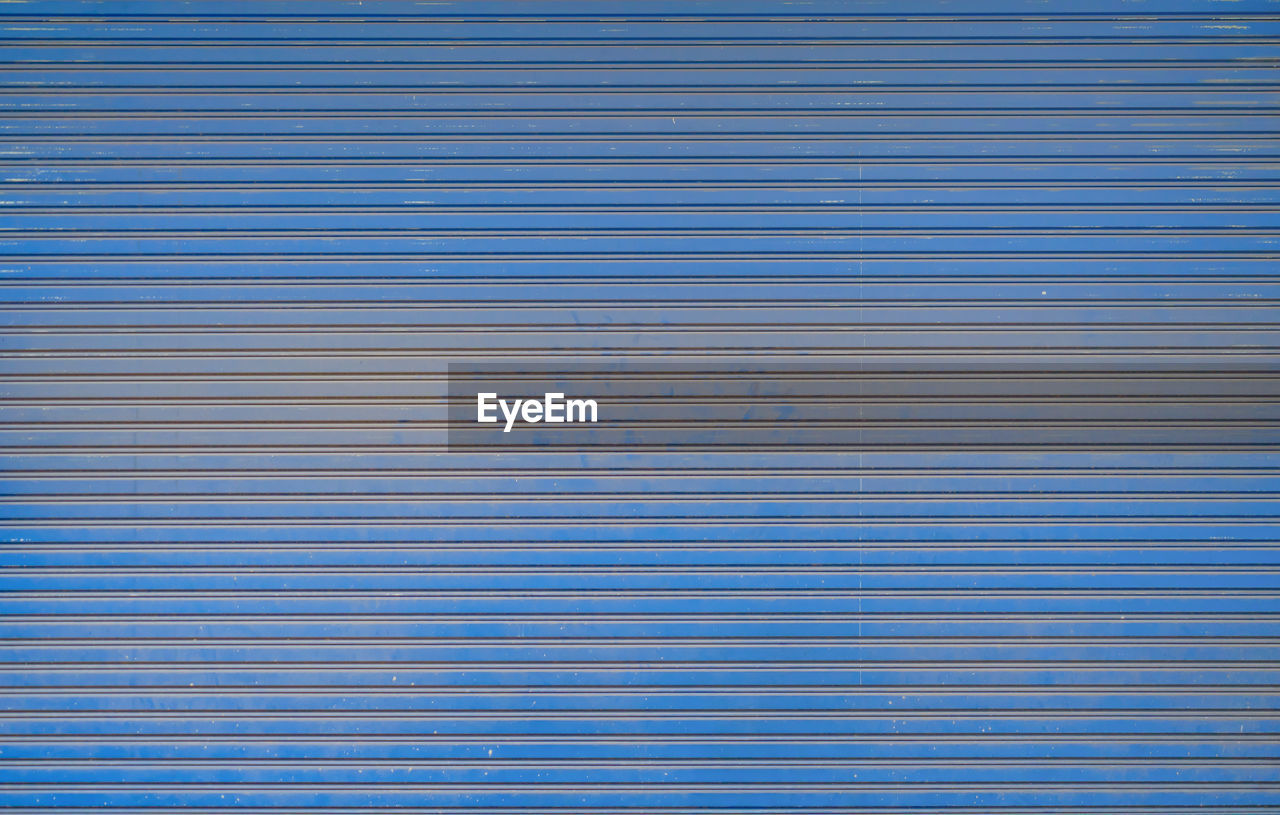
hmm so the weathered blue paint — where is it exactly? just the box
[0,0,1277,811]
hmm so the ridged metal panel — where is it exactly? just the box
[1,0,1278,811]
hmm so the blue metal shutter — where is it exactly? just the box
[2,1,1277,811]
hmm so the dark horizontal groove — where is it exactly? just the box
[5,538,1276,549]
[4,466,1276,475]
[2,679,1270,691]
[37,690,1280,705]
[3,733,1273,744]
[6,446,1277,456]
[6,206,1279,215]
[14,298,1275,308]
[6,615,1274,624]
[15,157,1280,166]
[14,228,1278,237]
[8,83,1280,93]
[8,182,1275,190]
[9,229,1280,239]
[6,538,1278,548]
[5,547,1274,560]
[7,290,1269,303]
[11,59,1280,69]
[7,349,1280,358]
[22,639,1280,652]
[4,710,1277,720]
[5,284,1276,294]
[8,589,1278,598]
[2,278,1273,288]
[10,419,1280,432]
[2,397,1277,408]
[3,326,1274,337]
[5,543,1276,552]
[10,598,1280,609]
[6,513,1276,524]
[6,252,1279,263]
[5,275,1273,284]
[12,58,1280,70]
[9,35,1280,44]
[8,421,1280,432]
[9,108,1279,118]
[7,396,1275,406]
[9,372,1278,381]
[6,13,1278,20]
[3,322,1274,331]
[23,297,1273,306]
[2,758,1272,768]
[6,785,1280,799]
[9,88,1280,100]
[12,660,1280,672]
[7,537,1269,542]
[5,496,1274,509]
[3,134,1272,143]
[8,492,1279,503]
[9,565,1275,575]
[5,254,1279,262]
[10,633,1280,643]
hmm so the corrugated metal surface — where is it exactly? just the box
[1,0,1278,811]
